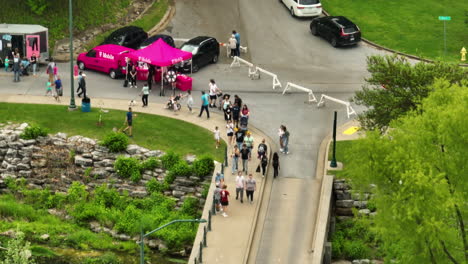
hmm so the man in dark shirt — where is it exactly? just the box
[232,102,240,127]
[122,107,133,137]
[235,128,245,151]
[240,144,250,172]
[77,73,87,98]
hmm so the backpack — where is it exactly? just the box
[258,144,266,153]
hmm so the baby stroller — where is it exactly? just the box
[166,94,182,111]
[240,116,248,130]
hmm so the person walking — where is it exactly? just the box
[147,65,155,91]
[30,53,37,76]
[214,182,222,212]
[234,127,245,150]
[272,152,280,178]
[232,102,240,128]
[141,83,149,107]
[240,104,250,128]
[46,58,54,83]
[214,126,221,149]
[122,108,134,137]
[124,57,132,87]
[4,56,9,72]
[226,120,234,145]
[245,174,256,204]
[231,145,240,174]
[77,73,87,98]
[233,30,241,57]
[208,79,221,108]
[45,80,53,96]
[53,63,59,81]
[240,143,250,172]
[280,125,290,154]
[228,34,237,58]
[12,58,20,82]
[257,139,268,159]
[198,91,210,119]
[130,65,137,88]
[244,131,254,158]
[54,76,63,102]
[260,154,268,177]
[235,172,245,203]
[220,184,230,217]
[185,90,194,113]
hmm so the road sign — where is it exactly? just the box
[439,16,451,21]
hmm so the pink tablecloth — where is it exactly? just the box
[176,75,192,91]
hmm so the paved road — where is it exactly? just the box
[0,0,386,263]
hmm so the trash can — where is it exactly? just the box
[81,97,91,112]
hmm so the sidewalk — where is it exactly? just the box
[0,94,273,264]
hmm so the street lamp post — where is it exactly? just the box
[330,111,338,168]
[139,219,207,264]
[68,0,76,110]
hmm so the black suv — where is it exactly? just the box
[101,26,148,50]
[180,36,220,72]
[310,16,361,47]
[139,34,175,49]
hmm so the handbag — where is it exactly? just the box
[256,165,261,173]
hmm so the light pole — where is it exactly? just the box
[68,0,76,110]
[139,219,207,264]
[330,111,338,168]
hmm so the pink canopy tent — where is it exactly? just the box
[127,38,192,95]
[128,38,192,66]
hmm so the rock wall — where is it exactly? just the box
[333,179,376,219]
[0,123,207,205]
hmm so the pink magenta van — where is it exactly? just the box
[77,44,134,79]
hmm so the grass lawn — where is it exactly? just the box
[321,0,467,62]
[86,0,169,50]
[327,140,356,177]
[0,103,225,161]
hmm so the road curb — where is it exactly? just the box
[147,1,175,36]
[321,10,468,67]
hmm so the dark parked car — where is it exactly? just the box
[179,36,219,72]
[101,26,148,50]
[310,16,361,47]
[139,34,175,49]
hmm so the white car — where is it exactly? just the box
[280,0,322,17]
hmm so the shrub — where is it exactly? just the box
[180,197,200,217]
[146,178,169,194]
[343,240,369,259]
[100,132,128,153]
[94,184,124,209]
[201,183,210,199]
[171,160,192,177]
[114,156,140,179]
[130,170,142,183]
[67,182,89,204]
[160,151,181,170]
[114,204,142,234]
[164,171,176,184]
[20,124,48,139]
[83,252,122,264]
[367,199,377,212]
[139,157,160,171]
[0,198,39,221]
[69,202,103,224]
[192,155,215,178]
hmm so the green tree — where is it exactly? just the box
[0,230,36,264]
[353,55,467,132]
[346,80,467,263]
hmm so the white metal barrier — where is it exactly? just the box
[317,94,357,119]
[249,66,282,90]
[282,82,317,102]
[221,43,248,58]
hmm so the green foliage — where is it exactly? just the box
[201,183,210,199]
[114,205,142,234]
[0,197,39,221]
[171,160,193,177]
[94,184,124,209]
[23,189,66,209]
[353,55,467,132]
[366,199,377,212]
[114,156,140,179]
[146,178,169,194]
[70,202,103,225]
[345,80,468,263]
[20,124,48,139]
[67,182,89,204]
[180,197,200,217]
[192,155,215,177]
[342,240,369,260]
[26,0,48,15]
[0,230,36,264]
[164,171,176,185]
[332,218,374,260]
[139,157,160,171]
[30,246,58,258]
[4,177,26,193]
[68,149,76,163]
[160,151,181,170]
[83,252,122,264]
[101,132,128,153]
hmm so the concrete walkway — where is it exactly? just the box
[0,94,275,264]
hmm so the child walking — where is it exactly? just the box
[45,81,53,96]
[214,126,221,149]
[4,57,9,72]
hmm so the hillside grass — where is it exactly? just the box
[322,0,467,62]
[0,103,225,161]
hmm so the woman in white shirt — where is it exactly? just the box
[226,120,234,145]
[229,35,237,58]
[209,79,221,108]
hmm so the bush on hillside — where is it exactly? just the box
[160,151,181,170]
[20,125,48,139]
[192,155,215,178]
[100,132,128,153]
